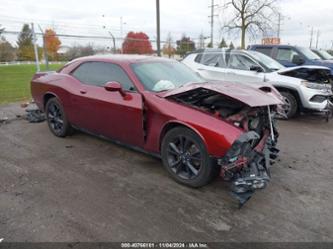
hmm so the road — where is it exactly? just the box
[0,103,332,242]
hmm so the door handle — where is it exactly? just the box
[80,89,87,94]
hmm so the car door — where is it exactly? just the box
[70,61,144,147]
[193,52,231,81]
[224,52,265,83]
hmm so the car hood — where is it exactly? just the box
[276,65,331,74]
[309,60,333,70]
[160,81,283,107]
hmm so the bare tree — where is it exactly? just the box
[223,0,277,48]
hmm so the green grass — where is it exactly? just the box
[0,63,65,104]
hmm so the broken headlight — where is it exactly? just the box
[301,81,330,90]
[221,131,260,164]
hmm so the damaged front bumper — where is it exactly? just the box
[217,130,279,207]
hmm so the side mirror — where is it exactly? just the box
[104,81,131,100]
[250,65,264,72]
[292,54,305,65]
[104,81,122,92]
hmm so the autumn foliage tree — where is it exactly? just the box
[45,28,61,60]
[162,33,176,58]
[122,32,153,54]
[0,37,16,62]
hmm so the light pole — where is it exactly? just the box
[38,25,49,70]
[102,15,117,53]
[156,0,161,56]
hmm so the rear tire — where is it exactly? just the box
[161,127,218,188]
[45,97,73,137]
[280,91,298,119]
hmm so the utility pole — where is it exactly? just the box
[38,25,49,70]
[309,27,314,48]
[31,23,40,72]
[316,30,320,49]
[208,0,218,48]
[277,13,281,39]
[156,0,161,56]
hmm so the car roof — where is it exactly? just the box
[70,54,172,64]
[249,44,303,49]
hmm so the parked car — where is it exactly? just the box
[31,55,282,206]
[182,49,333,119]
[312,49,333,61]
[248,44,333,73]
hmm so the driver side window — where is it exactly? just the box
[72,62,136,91]
[228,54,257,70]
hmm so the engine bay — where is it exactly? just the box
[168,87,273,135]
[279,67,333,84]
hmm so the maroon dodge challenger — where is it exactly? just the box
[31,55,282,206]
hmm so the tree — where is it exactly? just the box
[0,24,4,35]
[63,44,96,61]
[17,24,35,61]
[122,32,153,54]
[0,37,16,62]
[207,42,213,48]
[229,42,235,49]
[45,28,61,60]
[162,33,176,58]
[176,35,196,57]
[219,38,228,48]
[223,0,277,49]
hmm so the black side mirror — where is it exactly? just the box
[250,65,264,72]
[292,54,305,65]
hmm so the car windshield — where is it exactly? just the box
[297,47,322,60]
[318,50,333,60]
[132,61,205,92]
[247,50,284,71]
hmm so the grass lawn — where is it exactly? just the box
[0,63,65,104]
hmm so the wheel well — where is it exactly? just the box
[274,86,303,110]
[159,123,194,151]
[43,93,56,107]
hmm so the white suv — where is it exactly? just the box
[182,49,333,119]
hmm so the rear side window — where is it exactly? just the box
[255,47,272,57]
[72,61,135,91]
[195,53,227,68]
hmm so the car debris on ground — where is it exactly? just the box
[24,102,46,123]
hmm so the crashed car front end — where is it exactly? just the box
[278,66,333,116]
[164,83,283,206]
[217,105,279,206]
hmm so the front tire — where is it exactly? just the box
[161,127,218,187]
[45,97,72,137]
[280,91,298,119]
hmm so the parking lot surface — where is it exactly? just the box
[0,103,332,242]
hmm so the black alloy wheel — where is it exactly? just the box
[45,98,72,137]
[161,127,218,187]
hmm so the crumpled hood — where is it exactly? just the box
[160,81,283,107]
[277,65,331,74]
